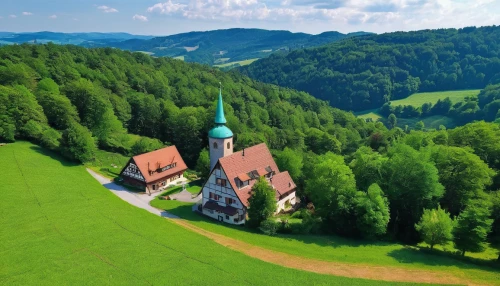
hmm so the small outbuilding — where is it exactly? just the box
[119,146,187,194]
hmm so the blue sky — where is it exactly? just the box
[1,0,499,35]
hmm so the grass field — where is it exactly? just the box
[214,58,259,68]
[2,142,412,285]
[158,180,203,197]
[173,55,184,61]
[390,90,481,107]
[150,200,500,285]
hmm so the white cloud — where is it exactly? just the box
[49,15,57,19]
[98,5,119,13]
[9,15,17,18]
[22,12,33,16]
[133,14,148,22]
[145,0,500,32]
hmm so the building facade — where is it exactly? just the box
[119,146,187,194]
[199,89,297,225]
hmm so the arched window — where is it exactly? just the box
[227,142,230,149]
[213,142,218,149]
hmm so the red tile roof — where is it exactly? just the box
[132,146,187,183]
[270,171,296,199]
[218,143,296,207]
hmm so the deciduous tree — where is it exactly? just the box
[415,207,455,249]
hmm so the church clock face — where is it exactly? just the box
[122,162,145,182]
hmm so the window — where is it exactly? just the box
[213,142,218,149]
[237,179,249,189]
[227,142,230,149]
[225,215,229,220]
[216,178,226,187]
[225,197,234,205]
[210,192,220,200]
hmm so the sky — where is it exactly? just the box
[0,0,499,36]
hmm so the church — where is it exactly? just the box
[198,89,297,225]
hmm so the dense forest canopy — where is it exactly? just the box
[240,26,500,112]
[0,43,499,253]
[0,43,383,166]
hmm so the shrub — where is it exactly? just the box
[259,219,279,236]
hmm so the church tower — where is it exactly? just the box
[208,88,233,170]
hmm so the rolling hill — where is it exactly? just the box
[0,31,153,46]
[240,26,500,111]
[107,28,372,66]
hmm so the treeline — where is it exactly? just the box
[0,43,384,166]
[240,26,500,111]
[379,85,500,125]
[272,121,500,259]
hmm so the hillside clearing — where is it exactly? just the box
[1,142,398,286]
[214,58,259,68]
[151,199,500,285]
[390,90,481,107]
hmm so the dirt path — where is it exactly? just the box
[172,219,484,286]
[89,170,487,285]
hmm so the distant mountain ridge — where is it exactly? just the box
[0,29,372,67]
[104,28,373,66]
[0,31,153,46]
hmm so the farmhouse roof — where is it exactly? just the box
[218,143,295,207]
[132,146,187,183]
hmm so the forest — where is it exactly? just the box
[0,43,499,259]
[240,26,500,112]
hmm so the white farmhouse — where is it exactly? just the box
[198,89,297,225]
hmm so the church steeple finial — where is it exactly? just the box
[215,83,227,124]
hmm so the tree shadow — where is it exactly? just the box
[387,246,500,271]
[29,145,79,167]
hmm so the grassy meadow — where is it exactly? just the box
[150,199,500,285]
[390,90,481,107]
[355,90,481,128]
[1,141,411,285]
[214,58,260,68]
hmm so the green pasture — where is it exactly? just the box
[390,90,480,107]
[214,58,259,68]
[2,142,409,285]
[150,199,500,285]
[173,55,185,61]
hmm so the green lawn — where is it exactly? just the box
[158,179,203,197]
[2,142,411,285]
[390,90,480,107]
[150,200,500,285]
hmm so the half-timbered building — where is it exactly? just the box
[198,89,297,224]
[119,146,187,194]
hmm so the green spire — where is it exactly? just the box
[215,88,227,124]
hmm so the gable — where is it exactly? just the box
[201,163,245,209]
[120,158,146,182]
